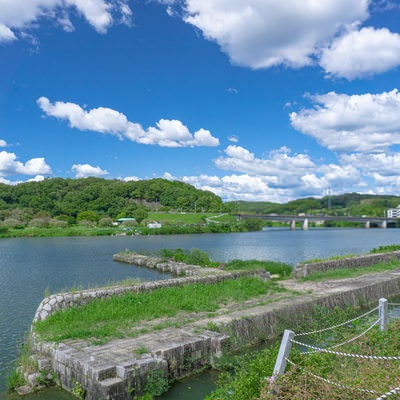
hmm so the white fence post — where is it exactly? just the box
[269,329,294,394]
[379,298,388,331]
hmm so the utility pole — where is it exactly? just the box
[328,186,332,210]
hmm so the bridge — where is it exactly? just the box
[233,214,398,230]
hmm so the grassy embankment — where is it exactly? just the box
[33,277,292,344]
[33,249,294,343]
[300,244,400,281]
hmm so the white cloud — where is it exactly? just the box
[0,151,52,176]
[178,0,368,69]
[0,140,8,147]
[215,145,315,178]
[38,97,220,147]
[320,27,400,79]
[0,0,132,42]
[228,135,239,143]
[341,153,400,177]
[71,163,108,178]
[290,89,400,152]
[0,23,16,42]
[122,176,139,182]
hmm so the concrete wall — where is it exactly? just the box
[34,255,269,322]
[294,251,400,278]
[31,270,400,399]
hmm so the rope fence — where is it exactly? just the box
[269,298,400,399]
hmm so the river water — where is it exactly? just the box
[1,228,400,399]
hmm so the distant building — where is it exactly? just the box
[387,206,400,218]
[116,217,136,223]
[147,222,162,229]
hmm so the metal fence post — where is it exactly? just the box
[379,298,388,331]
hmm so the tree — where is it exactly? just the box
[77,210,99,223]
[133,208,148,224]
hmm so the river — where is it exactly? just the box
[1,228,400,399]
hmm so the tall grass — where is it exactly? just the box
[34,277,287,343]
[267,319,400,399]
[302,259,400,281]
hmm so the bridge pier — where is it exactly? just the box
[364,221,370,229]
[381,220,387,229]
[290,220,296,230]
[302,218,308,230]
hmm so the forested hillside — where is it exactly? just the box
[0,177,223,225]
[229,193,400,217]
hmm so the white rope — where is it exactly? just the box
[286,359,377,394]
[291,338,400,361]
[306,318,380,354]
[294,306,379,337]
[388,303,400,307]
[376,385,400,399]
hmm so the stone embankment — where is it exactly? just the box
[294,250,400,278]
[28,252,400,399]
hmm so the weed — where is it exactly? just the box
[134,346,149,356]
[72,380,85,399]
[6,369,25,391]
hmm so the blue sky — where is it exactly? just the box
[2,0,400,202]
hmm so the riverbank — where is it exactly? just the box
[17,250,400,399]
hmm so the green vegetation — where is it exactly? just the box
[205,306,361,400]
[301,259,400,281]
[228,193,400,219]
[33,277,286,343]
[224,259,292,279]
[0,177,223,225]
[160,247,220,267]
[370,244,400,253]
[205,343,281,400]
[270,319,400,399]
[0,176,399,238]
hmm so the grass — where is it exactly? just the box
[224,259,292,279]
[147,212,222,224]
[267,318,400,399]
[302,254,356,264]
[33,277,288,343]
[301,259,400,281]
[205,305,395,400]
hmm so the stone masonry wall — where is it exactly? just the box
[33,254,269,322]
[294,251,400,278]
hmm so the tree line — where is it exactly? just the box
[229,192,400,218]
[0,177,224,227]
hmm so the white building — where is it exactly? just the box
[147,222,162,229]
[387,205,400,218]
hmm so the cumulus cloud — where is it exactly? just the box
[121,176,139,182]
[215,145,315,178]
[340,153,400,177]
[0,140,8,147]
[37,97,220,148]
[320,27,400,79]
[177,0,368,69]
[0,151,52,177]
[71,163,108,178]
[290,89,400,153]
[0,0,132,42]
[163,142,400,201]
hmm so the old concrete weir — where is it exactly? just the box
[27,252,400,399]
